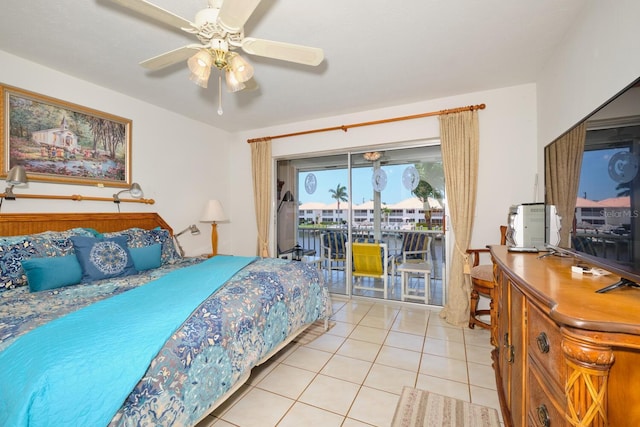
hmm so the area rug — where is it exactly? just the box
[292,319,335,345]
[392,386,500,427]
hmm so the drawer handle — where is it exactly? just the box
[502,333,515,364]
[537,404,551,427]
[536,332,550,354]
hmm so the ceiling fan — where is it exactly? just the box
[111,0,324,110]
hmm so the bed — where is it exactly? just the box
[0,212,332,427]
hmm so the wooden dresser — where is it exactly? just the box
[490,246,640,427]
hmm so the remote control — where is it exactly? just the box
[508,247,539,253]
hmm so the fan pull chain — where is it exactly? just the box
[217,75,223,116]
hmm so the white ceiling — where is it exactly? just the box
[0,0,586,133]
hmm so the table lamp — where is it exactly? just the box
[200,200,228,256]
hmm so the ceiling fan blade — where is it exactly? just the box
[111,0,193,29]
[140,45,202,70]
[241,38,324,66]
[218,0,262,31]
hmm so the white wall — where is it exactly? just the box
[0,51,232,256]
[537,0,640,181]
[10,0,639,259]
[230,84,538,255]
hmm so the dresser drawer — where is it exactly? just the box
[527,302,565,387]
[528,364,566,427]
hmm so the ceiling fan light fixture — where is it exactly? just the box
[212,48,228,70]
[225,69,246,92]
[114,0,324,114]
[227,52,253,82]
[363,151,382,162]
[189,67,211,88]
[187,50,213,74]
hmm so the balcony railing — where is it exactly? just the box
[289,225,445,278]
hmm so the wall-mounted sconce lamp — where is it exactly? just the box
[4,166,28,199]
[0,165,28,212]
[113,183,143,212]
[200,200,228,257]
[0,171,154,207]
[113,182,143,203]
[173,224,200,257]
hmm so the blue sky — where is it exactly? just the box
[297,165,420,205]
[296,148,624,205]
[578,148,626,201]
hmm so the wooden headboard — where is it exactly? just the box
[0,213,173,237]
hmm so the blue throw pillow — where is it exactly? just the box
[22,255,83,292]
[129,244,162,271]
[70,236,138,283]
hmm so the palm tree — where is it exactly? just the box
[415,162,445,195]
[411,162,444,227]
[412,180,443,225]
[381,205,391,225]
[329,183,348,210]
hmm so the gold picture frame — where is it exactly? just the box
[0,84,132,188]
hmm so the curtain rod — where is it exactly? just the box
[0,193,155,204]
[247,103,485,144]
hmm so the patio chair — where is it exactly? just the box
[571,235,598,256]
[320,231,348,276]
[467,225,507,332]
[351,241,389,299]
[390,232,432,278]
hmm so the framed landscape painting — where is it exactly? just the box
[0,84,131,187]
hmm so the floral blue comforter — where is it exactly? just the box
[0,256,331,426]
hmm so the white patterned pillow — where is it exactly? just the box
[0,228,94,292]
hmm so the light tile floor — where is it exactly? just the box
[198,297,503,427]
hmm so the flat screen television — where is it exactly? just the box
[544,76,640,290]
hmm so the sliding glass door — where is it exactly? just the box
[276,143,447,306]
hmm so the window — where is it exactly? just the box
[276,144,447,306]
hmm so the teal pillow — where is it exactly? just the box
[70,236,138,283]
[22,256,83,292]
[129,244,162,271]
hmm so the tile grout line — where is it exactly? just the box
[211,300,495,426]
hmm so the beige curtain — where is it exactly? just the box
[544,122,586,247]
[251,138,272,257]
[439,110,480,326]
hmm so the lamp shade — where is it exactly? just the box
[188,50,213,74]
[189,69,211,88]
[129,182,143,198]
[228,53,254,83]
[200,200,228,223]
[113,182,143,203]
[225,69,246,93]
[188,50,213,88]
[6,165,28,185]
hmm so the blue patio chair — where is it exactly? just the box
[390,232,432,277]
[320,231,348,275]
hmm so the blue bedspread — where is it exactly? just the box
[0,256,255,427]
[0,256,331,426]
